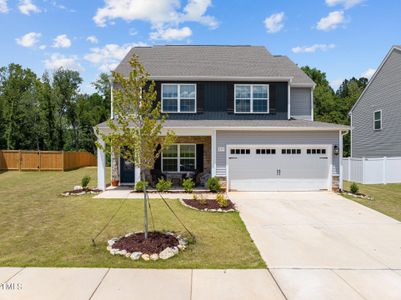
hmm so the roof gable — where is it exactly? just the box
[114,45,314,86]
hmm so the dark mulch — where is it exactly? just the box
[183,199,235,211]
[112,231,179,254]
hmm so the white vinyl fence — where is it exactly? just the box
[343,157,401,184]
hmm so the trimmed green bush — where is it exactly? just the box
[350,182,359,194]
[156,178,172,192]
[135,180,148,192]
[182,178,195,193]
[81,175,91,189]
[207,177,221,192]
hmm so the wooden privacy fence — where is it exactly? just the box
[0,150,97,171]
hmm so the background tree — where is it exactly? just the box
[96,55,175,239]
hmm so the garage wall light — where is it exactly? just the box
[333,145,339,156]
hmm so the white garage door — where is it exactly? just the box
[228,145,331,191]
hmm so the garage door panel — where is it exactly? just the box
[228,145,330,191]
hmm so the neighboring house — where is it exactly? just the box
[96,45,348,192]
[350,45,401,158]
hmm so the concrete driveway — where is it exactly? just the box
[229,191,401,300]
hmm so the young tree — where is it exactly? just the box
[96,55,175,239]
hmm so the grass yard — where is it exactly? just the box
[343,181,401,222]
[0,168,265,269]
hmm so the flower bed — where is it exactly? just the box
[342,190,373,200]
[62,188,102,196]
[181,199,236,212]
[107,231,187,261]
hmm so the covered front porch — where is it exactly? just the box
[97,128,218,191]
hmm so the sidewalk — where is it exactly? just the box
[0,267,284,300]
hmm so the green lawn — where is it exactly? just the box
[343,181,401,222]
[0,168,264,269]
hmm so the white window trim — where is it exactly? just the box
[373,110,382,130]
[161,83,197,113]
[161,144,197,173]
[234,84,270,114]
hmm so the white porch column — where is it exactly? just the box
[211,129,217,177]
[135,167,141,184]
[339,131,344,191]
[97,138,106,191]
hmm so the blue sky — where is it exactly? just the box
[1,0,400,92]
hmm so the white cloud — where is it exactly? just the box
[325,0,363,9]
[18,0,41,15]
[87,35,98,44]
[93,0,218,29]
[330,79,343,90]
[44,53,83,71]
[361,68,376,79]
[316,11,345,31]
[39,45,46,50]
[0,0,9,13]
[150,26,192,41]
[84,42,147,72]
[292,43,336,54]
[52,34,72,48]
[264,12,285,33]
[16,32,41,48]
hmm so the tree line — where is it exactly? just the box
[0,64,111,153]
[0,63,367,155]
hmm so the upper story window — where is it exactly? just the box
[235,84,269,113]
[373,110,382,130]
[162,84,196,113]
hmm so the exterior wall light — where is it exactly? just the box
[333,145,339,156]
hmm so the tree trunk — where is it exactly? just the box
[141,169,148,239]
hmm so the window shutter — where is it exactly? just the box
[227,82,234,113]
[154,81,162,110]
[196,83,204,113]
[154,144,161,171]
[196,144,204,172]
[269,84,276,113]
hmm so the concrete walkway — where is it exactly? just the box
[230,191,401,300]
[0,268,284,300]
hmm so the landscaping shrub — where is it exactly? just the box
[135,180,148,192]
[198,194,207,205]
[216,193,229,208]
[350,182,359,194]
[156,178,172,192]
[192,194,198,201]
[182,178,195,193]
[207,177,221,192]
[81,175,91,189]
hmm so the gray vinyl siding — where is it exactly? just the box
[291,87,312,120]
[352,48,401,157]
[216,130,340,176]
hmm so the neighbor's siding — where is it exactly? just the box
[290,87,312,120]
[352,48,401,157]
[216,130,340,176]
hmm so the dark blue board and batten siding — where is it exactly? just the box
[155,81,289,120]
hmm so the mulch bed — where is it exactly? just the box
[112,232,179,254]
[342,190,372,200]
[62,188,102,196]
[182,199,236,211]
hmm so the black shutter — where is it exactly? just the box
[154,144,161,171]
[269,84,276,113]
[154,81,162,110]
[227,82,234,113]
[196,82,204,113]
[196,144,204,172]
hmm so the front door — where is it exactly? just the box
[120,157,135,184]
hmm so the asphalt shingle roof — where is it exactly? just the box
[114,45,314,86]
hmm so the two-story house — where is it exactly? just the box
[350,45,401,158]
[96,45,348,192]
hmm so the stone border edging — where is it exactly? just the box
[179,199,237,213]
[106,232,188,261]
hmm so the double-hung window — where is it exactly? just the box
[373,110,382,130]
[235,84,269,113]
[162,84,196,113]
[162,144,196,172]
